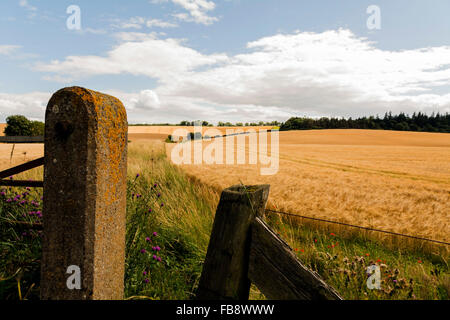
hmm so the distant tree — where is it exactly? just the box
[4,115,44,136]
[30,120,45,136]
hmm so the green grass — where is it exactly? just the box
[265,214,449,300]
[0,140,448,300]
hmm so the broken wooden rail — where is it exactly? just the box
[196,184,342,300]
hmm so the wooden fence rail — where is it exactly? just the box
[0,157,44,187]
[0,136,44,143]
[197,184,343,300]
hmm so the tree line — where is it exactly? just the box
[3,112,450,136]
[280,112,450,133]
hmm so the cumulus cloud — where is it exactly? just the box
[14,29,450,122]
[34,37,229,80]
[0,91,50,122]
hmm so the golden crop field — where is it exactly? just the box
[2,126,448,246]
[167,129,450,245]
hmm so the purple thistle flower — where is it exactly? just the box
[144,279,149,284]
[157,193,161,198]
[140,249,147,254]
[153,255,157,260]
[157,257,162,262]
[155,246,161,252]
[136,173,140,178]
[160,203,164,207]
[153,232,158,237]
[153,183,157,188]
[148,208,152,213]
[6,199,12,203]
[145,237,151,242]
[143,271,147,275]
[0,192,5,196]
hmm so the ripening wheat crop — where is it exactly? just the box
[167,129,450,246]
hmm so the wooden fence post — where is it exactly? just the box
[249,217,343,300]
[40,87,128,300]
[196,184,270,300]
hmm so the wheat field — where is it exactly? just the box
[167,129,450,245]
[1,127,449,246]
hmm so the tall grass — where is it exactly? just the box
[124,141,217,299]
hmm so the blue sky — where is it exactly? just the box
[1,0,450,123]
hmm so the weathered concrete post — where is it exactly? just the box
[40,87,128,300]
[196,184,270,300]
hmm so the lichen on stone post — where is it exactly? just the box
[40,87,128,300]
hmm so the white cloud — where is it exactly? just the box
[113,16,178,29]
[17,29,450,122]
[107,89,291,123]
[0,45,21,56]
[18,0,37,18]
[19,0,37,11]
[0,91,50,122]
[146,19,178,28]
[153,0,218,25]
[35,36,229,81]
